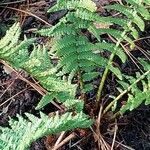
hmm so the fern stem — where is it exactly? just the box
[96,23,132,104]
[96,52,115,102]
[78,71,86,99]
[78,71,84,90]
[96,39,122,103]
[103,69,150,114]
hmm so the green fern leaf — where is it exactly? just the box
[0,112,92,150]
[114,60,150,114]
[82,72,99,82]
[109,65,122,80]
[0,23,20,49]
[105,4,145,31]
[35,92,56,110]
[48,0,97,13]
[0,23,84,111]
[93,43,127,63]
[83,83,94,92]
[127,0,150,19]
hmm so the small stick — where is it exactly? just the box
[0,0,26,6]
[0,80,15,99]
[105,137,135,150]
[0,6,51,26]
[0,88,28,107]
[54,131,66,147]
[97,104,103,129]
[115,141,135,150]
[52,133,76,150]
[111,121,118,150]
[91,127,110,150]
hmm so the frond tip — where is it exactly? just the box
[0,22,34,68]
[0,112,93,150]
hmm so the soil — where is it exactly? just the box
[118,105,150,150]
[0,0,150,150]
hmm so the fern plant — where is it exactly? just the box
[0,23,92,149]
[1,0,150,149]
[0,112,92,150]
[38,0,150,104]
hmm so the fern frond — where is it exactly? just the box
[0,23,20,49]
[39,2,106,92]
[127,0,150,20]
[105,4,145,31]
[0,112,92,150]
[113,60,150,114]
[93,43,127,63]
[0,23,84,111]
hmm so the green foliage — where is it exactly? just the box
[38,0,150,94]
[0,112,92,150]
[0,23,33,67]
[0,23,92,149]
[114,60,150,114]
[0,23,83,111]
[23,45,83,111]
[1,1,150,148]
[38,0,150,114]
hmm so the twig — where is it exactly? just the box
[124,36,150,48]
[105,137,135,150]
[111,121,118,150]
[135,45,150,59]
[70,134,91,148]
[0,88,28,107]
[97,104,103,129]
[54,131,66,147]
[109,35,143,73]
[0,6,51,26]
[0,0,26,5]
[115,141,135,150]
[0,80,15,99]
[52,133,76,150]
[91,127,110,150]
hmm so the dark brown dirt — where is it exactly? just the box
[118,105,150,150]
